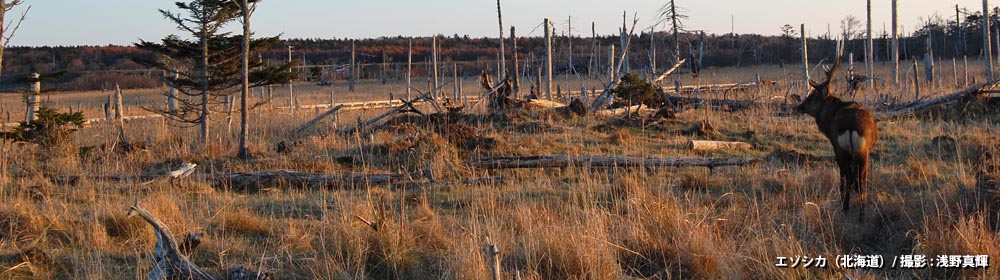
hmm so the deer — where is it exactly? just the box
[796,42,878,221]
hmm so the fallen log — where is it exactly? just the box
[881,80,997,118]
[206,170,406,192]
[688,140,752,151]
[664,95,786,111]
[52,170,409,192]
[526,99,566,109]
[468,155,759,169]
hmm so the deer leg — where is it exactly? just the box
[857,156,870,221]
[836,153,852,212]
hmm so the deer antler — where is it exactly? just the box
[810,39,845,88]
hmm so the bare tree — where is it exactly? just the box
[657,0,687,94]
[840,15,861,41]
[0,0,29,77]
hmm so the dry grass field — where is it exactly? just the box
[0,60,998,279]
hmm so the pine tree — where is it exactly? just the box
[134,0,293,148]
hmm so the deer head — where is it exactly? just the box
[797,41,844,117]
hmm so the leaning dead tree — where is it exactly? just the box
[0,0,29,77]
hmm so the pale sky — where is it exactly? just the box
[9,0,987,47]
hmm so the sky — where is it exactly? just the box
[8,0,989,47]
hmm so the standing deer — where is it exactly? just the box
[797,44,878,220]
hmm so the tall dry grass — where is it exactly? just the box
[0,61,998,279]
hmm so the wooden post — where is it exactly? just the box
[350,40,356,92]
[432,37,439,99]
[866,0,874,90]
[453,64,459,101]
[407,38,413,101]
[511,26,520,98]
[892,0,900,86]
[801,24,809,95]
[544,18,553,100]
[27,73,39,121]
[985,0,994,79]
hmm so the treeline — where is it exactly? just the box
[3,6,999,92]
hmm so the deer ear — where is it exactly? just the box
[809,80,821,88]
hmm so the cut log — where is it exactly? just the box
[128,202,216,280]
[688,140,752,151]
[468,155,759,169]
[295,104,344,134]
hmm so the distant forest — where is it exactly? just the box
[1,7,997,92]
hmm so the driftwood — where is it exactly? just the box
[468,155,759,169]
[882,80,998,118]
[688,140,752,151]
[128,202,215,280]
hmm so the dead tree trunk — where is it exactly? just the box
[496,0,505,80]
[432,37,439,99]
[985,0,994,79]
[407,38,413,101]
[892,0,900,85]
[544,18,553,100]
[350,40,356,92]
[866,0,875,90]
[801,24,810,96]
[511,26,520,98]
[27,72,38,121]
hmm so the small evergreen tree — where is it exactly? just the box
[134,0,293,148]
[612,73,658,111]
[4,106,84,148]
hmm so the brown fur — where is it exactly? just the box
[797,51,879,221]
